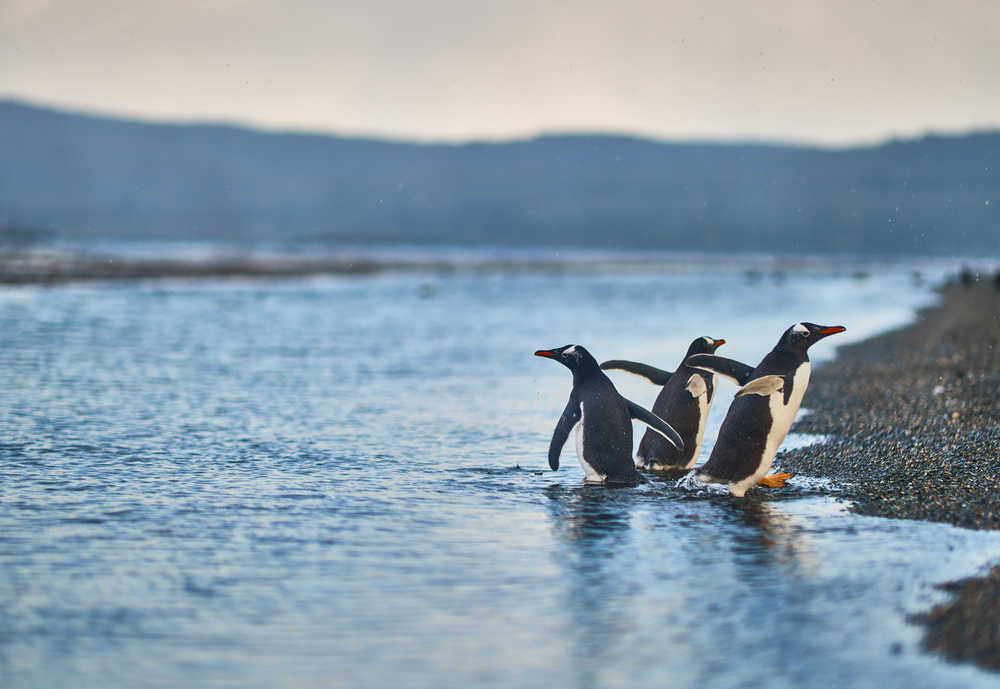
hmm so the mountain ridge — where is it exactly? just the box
[1,98,997,254]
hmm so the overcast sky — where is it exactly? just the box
[1,0,998,144]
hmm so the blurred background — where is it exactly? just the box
[1,0,997,256]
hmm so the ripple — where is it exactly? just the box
[1,265,994,689]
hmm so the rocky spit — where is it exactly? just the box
[910,565,1000,671]
[0,251,391,283]
[0,249,701,284]
[780,276,1000,671]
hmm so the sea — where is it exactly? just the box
[2,246,999,689]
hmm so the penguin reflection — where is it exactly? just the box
[725,499,816,573]
[544,485,639,684]
[546,484,634,549]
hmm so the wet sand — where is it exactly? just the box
[780,276,1000,670]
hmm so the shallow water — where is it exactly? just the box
[2,255,998,688]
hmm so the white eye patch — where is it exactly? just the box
[564,345,578,356]
[702,336,713,344]
[792,323,809,335]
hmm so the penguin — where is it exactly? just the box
[685,322,846,497]
[535,344,684,484]
[600,336,726,471]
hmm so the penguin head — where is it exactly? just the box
[687,336,726,357]
[534,344,600,373]
[780,322,846,353]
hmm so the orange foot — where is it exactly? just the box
[757,472,794,488]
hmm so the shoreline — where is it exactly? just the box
[0,250,412,284]
[782,279,999,529]
[780,277,1000,671]
[0,246,977,286]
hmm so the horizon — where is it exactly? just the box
[2,92,997,258]
[4,95,999,150]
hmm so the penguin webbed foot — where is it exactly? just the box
[757,472,794,489]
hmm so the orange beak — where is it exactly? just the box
[818,326,846,336]
[534,350,556,358]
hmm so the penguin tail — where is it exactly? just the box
[757,472,795,489]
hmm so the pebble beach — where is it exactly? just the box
[783,277,999,528]
[781,275,1000,669]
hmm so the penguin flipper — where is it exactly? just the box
[599,360,673,386]
[548,393,582,471]
[685,354,754,386]
[736,375,785,398]
[625,399,684,451]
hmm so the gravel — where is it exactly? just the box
[778,275,1000,671]
[910,565,1000,670]
[781,278,1000,529]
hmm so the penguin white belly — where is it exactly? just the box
[686,374,713,469]
[573,410,607,482]
[729,363,810,496]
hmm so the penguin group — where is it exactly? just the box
[535,322,845,497]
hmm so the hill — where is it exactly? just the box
[1,99,997,254]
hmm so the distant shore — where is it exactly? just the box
[0,246,928,286]
[0,250,411,284]
[781,276,1000,670]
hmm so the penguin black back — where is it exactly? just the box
[688,323,845,496]
[601,336,725,471]
[536,344,684,484]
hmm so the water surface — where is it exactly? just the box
[2,256,997,688]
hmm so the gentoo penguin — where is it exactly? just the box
[535,344,684,484]
[685,322,846,497]
[600,336,726,470]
